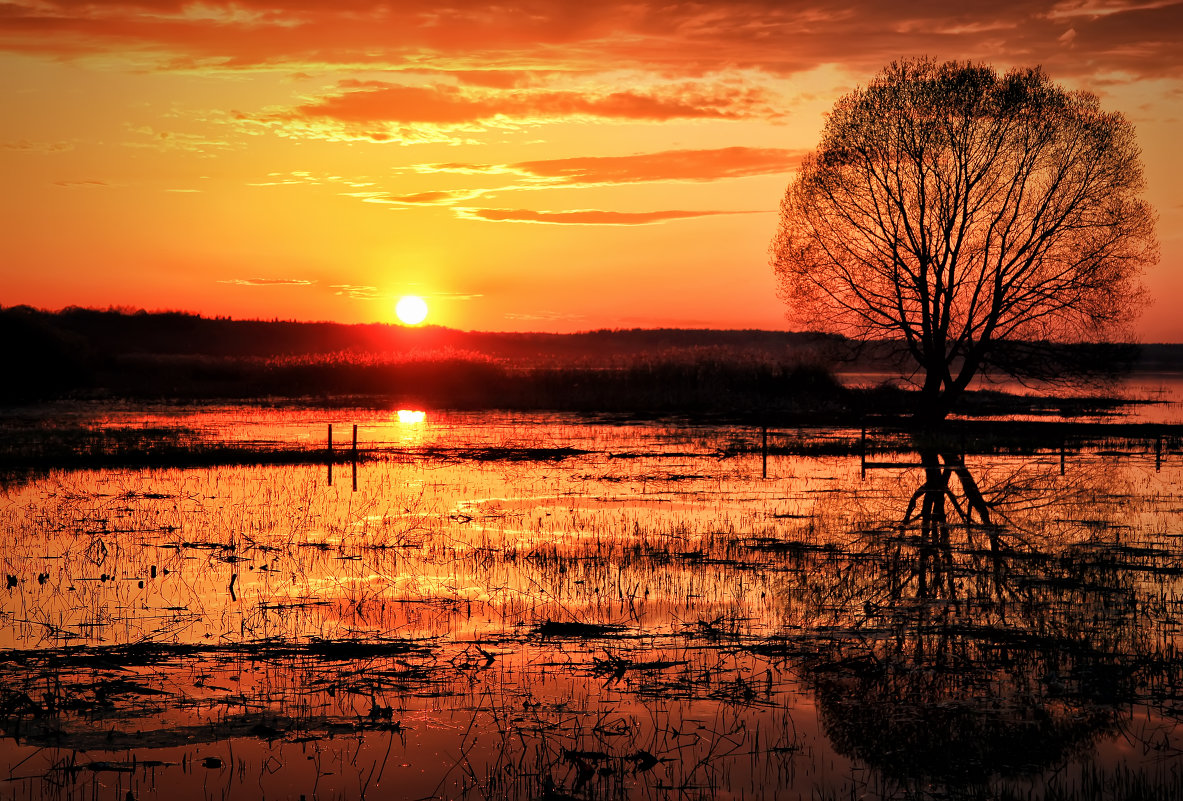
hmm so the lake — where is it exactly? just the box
[1,406,1181,799]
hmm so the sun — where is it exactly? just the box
[395,295,429,325]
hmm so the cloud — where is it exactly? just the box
[2,1,1180,81]
[125,125,233,152]
[247,171,376,189]
[249,148,796,214]
[303,80,772,123]
[53,179,109,189]
[504,310,587,322]
[349,189,488,205]
[428,292,485,300]
[448,70,556,89]
[218,277,315,286]
[418,147,803,187]
[331,284,379,298]
[4,139,74,153]
[454,207,762,225]
[240,81,778,142]
[1044,0,1178,20]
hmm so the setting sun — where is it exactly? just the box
[395,295,429,326]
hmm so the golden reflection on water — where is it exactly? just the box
[1,412,1182,799]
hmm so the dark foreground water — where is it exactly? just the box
[1,408,1181,800]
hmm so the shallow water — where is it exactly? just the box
[1,409,1182,799]
[841,369,1183,424]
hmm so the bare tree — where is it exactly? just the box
[771,59,1158,422]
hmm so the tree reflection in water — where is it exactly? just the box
[769,446,1180,793]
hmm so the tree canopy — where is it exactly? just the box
[770,58,1158,421]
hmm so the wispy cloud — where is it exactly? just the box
[1045,0,1179,20]
[454,208,762,225]
[504,310,587,322]
[330,284,379,298]
[53,179,109,189]
[247,171,376,189]
[416,147,803,187]
[218,278,315,286]
[125,125,233,153]
[344,189,487,205]
[4,139,75,153]
[248,147,797,214]
[429,292,485,301]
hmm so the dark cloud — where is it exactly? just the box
[3,1,1179,80]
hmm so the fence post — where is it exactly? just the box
[327,424,333,486]
[761,425,768,479]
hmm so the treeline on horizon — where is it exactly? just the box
[2,305,1175,417]
[1,304,851,361]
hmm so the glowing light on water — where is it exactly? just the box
[397,409,426,424]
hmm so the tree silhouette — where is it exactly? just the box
[771,59,1158,422]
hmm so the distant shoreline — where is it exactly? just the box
[3,306,1180,421]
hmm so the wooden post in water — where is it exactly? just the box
[327,424,333,486]
[860,424,867,479]
[761,425,768,479]
[1156,432,1163,472]
[1060,439,1066,476]
[352,424,359,491]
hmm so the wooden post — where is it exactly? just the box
[1156,433,1163,472]
[761,425,768,479]
[860,425,867,479]
[1060,439,1066,476]
[352,424,359,491]
[327,424,333,486]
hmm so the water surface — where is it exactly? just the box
[1,408,1181,799]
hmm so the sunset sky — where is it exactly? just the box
[2,1,1181,337]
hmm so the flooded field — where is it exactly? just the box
[2,408,1183,800]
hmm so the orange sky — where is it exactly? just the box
[2,1,1181,337]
